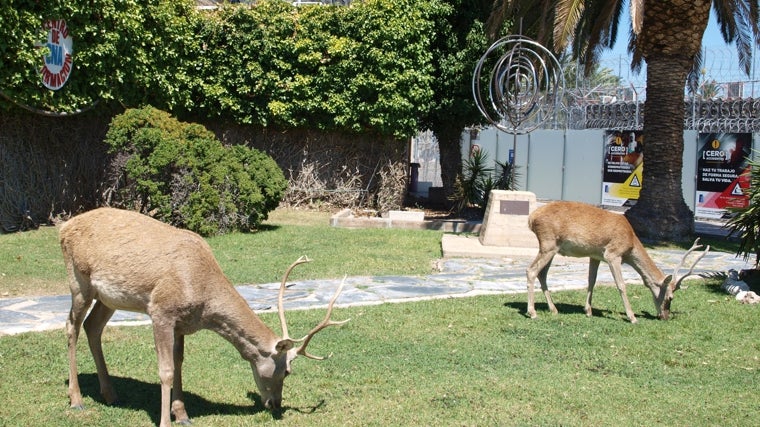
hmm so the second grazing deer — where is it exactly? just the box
[59,207,349,427]
[526,201,709,323]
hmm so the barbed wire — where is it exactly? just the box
[594,46,760,101]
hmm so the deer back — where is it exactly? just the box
[59,208,250,320]
[529,201,668,285]
[529,202,634,256]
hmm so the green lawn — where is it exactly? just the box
[0,208,756,426]
[0,283,757,426]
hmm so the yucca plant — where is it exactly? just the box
[494,159,520,191]
[450,149,493,213]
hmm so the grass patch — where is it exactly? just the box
[0,208,443,297]
[0,280,757,426]
[0,227,65,296]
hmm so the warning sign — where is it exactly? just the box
[695,133,751,219]
[602,130,643,207]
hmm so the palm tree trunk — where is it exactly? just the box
[624,54,694,241]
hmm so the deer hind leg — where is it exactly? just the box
[83,300,118,405]
[65,259,96,411]
[171,334,191,425]
[527,250,557,318]
[608,259,638,323]
[585,259,601,317]
[66,290,92,410]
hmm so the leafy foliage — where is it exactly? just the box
[189,0,440,137]
[1,0,451,138]
[726,155,760,267]
[0,0,201,113]
[103,106,287,236]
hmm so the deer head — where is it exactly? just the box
[255,256,349,410]
[654,238,710,320]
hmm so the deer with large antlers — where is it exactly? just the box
[59,207,348,427]
[526,201,709,323]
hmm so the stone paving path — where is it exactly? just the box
[0,247,750,336]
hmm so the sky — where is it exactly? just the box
[602,9,726,56]
[599,8,759,91]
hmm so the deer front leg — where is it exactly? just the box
[585,259,601,317]
[527,250,557,318]
[83,301,118,405]
[66,292,91,410]
[608,259,638,323]
[152,322,177,427]
[171,334,191,425]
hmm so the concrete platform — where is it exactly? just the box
[442,234,538,259]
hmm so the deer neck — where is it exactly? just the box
[626,240,667,289]
[204,288,279,361]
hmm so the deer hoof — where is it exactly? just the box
[70,404,85,411]
[177,418,192,425]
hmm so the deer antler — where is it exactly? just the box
[278,256,311,340]
[296,276,350,360]
[277,258,350,358]
[671,238,711,290]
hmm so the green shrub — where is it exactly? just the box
[102,106,287,235]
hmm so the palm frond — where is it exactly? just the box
[553,0,585,51]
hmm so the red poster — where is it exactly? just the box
[695,133,751,219]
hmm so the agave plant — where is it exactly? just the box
[725,154,760,268]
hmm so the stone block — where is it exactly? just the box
[388,210,425,222]
[478,190,538,248]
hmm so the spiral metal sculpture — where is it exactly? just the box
[473,35,564,134]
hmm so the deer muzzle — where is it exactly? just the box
[658,299,672,320]
[264,397,282,411]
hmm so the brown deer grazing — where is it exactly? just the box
[59,207,348,427]
[526,201,709,323]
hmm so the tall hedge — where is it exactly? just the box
[0,0,200,113]
[1,0,451,138]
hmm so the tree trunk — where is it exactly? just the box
[624,55,694,241]
[434,124,464,207]
[624,0,711,242]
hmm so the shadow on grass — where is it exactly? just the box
[502,301,658,322]
[701,271,734,296]
[73,373,300,424]
[255,223,281,233]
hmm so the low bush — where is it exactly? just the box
[102,106,287,235]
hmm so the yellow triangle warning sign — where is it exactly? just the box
[629,174,641,187]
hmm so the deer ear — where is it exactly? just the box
[664,274,674,288]
[275,339,294,353]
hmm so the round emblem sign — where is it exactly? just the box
[41,19,73,90]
